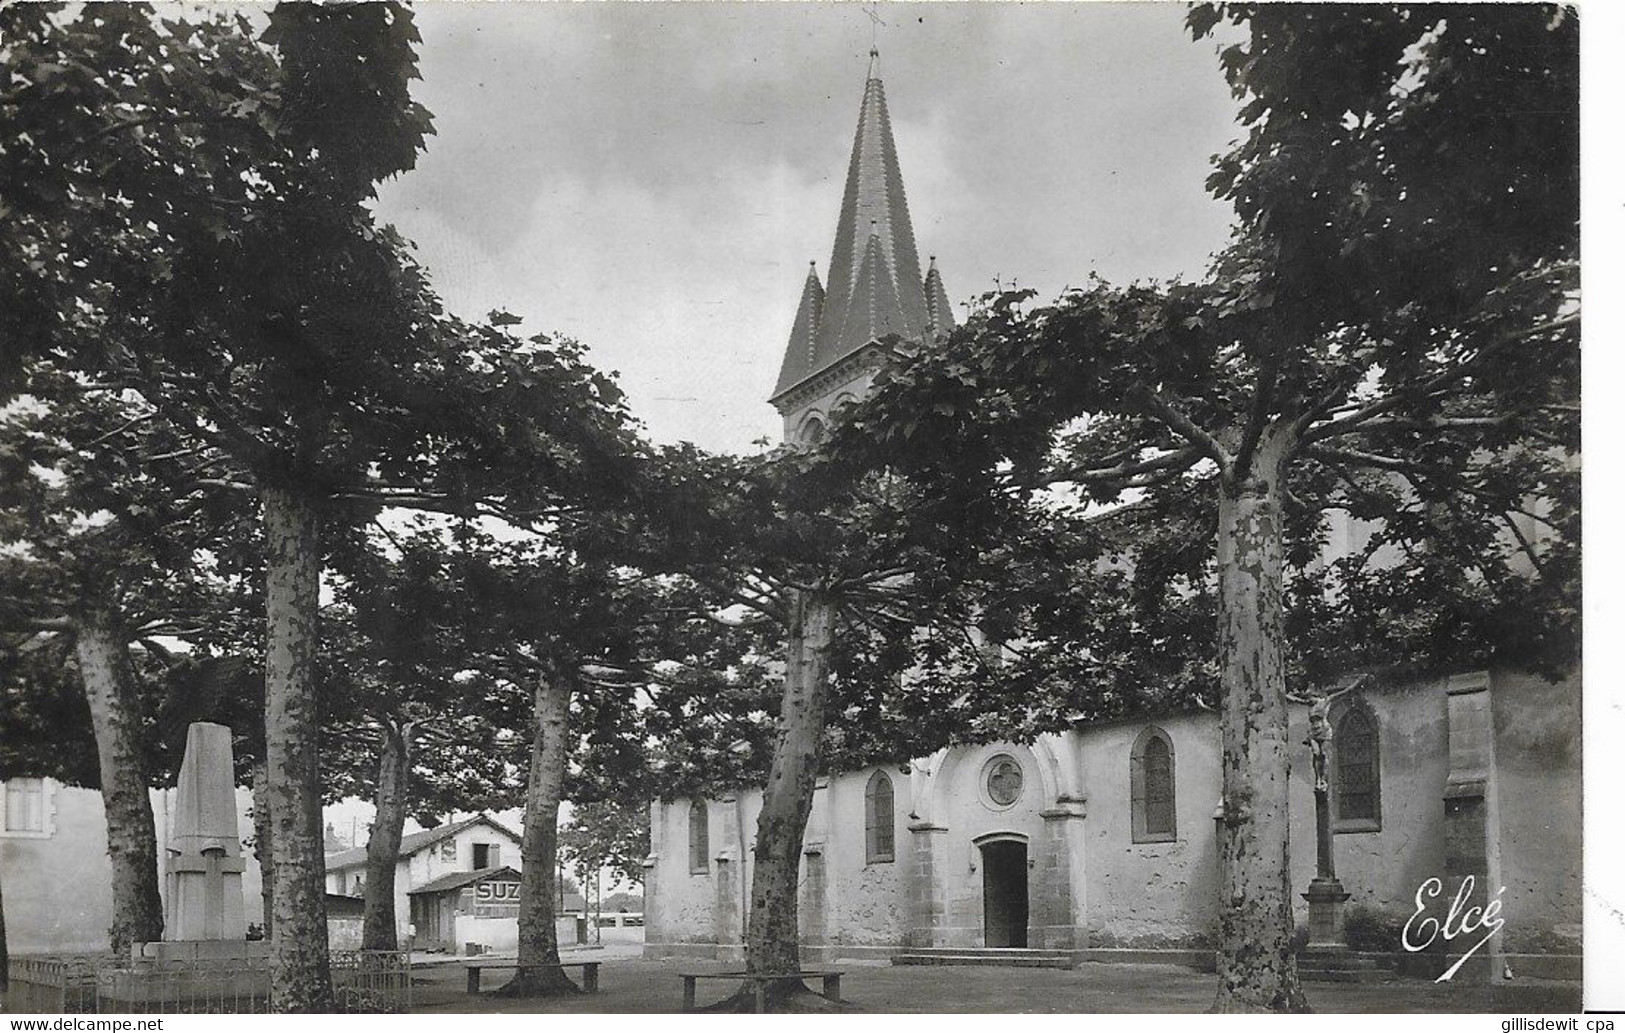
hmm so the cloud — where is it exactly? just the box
[373,2,1243,453]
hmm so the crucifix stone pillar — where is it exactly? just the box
[1301,699,1349,949]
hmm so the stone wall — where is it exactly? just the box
[1077,712,1222,949]
[1489,668,1582,954]
[2,783,264,955]
[1285,677,1451,925]
[641,666,1580,965]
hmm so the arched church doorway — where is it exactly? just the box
[979,837,1029,948]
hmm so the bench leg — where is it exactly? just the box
[466,969,480,994]
[682,976,696,1012]
[823,973,841,1003]
[583,964,599,993]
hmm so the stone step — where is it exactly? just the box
[1299,967,1390,984]
[1298,952,1391,982]
[891,949,1075,969]
[1299,954,1388,969]
[890,955,1066,961]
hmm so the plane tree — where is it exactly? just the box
[829,4,1577,1012]
[628,442,1030,1009]
[0,362,266,952]
[3,3,642,1009]
[559,800,650,896]
[317,562,521,953]
[344,516,764,997]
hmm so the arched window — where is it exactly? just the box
[864,770,895,863]
[1131,726,1177,843]
[688,798,709,873]
[1333,702,1382,832]
[799,416,827,446]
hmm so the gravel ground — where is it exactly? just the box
[405,949,1582,1014]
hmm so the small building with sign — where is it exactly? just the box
[405,866,590,954]
[324,813,523,945]
[407,866,524,952]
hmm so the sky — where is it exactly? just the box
[370,1,1245,455]
[338,3,1244,843]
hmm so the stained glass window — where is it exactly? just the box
[865,770,895,863]
[688,798,709,873]
[1336,706,1380,826]
[986,757,1023,806]
[1131,727,1177,843]
[1143,736,1175,836]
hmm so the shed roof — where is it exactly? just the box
[408,865,522,896]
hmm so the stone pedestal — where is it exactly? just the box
[164,723,247,942]
[123,720,265,1011]
[1302,876,1351,949]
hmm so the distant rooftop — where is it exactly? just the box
[324,812,521,871]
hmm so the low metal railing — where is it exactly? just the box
[3,955,103,1013]
[331,949,413,1013]
[95,956,272,1014]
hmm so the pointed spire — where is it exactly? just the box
[771,54,934,402]
[773,262,825,400]
[833,227,909,357]
[924,255,955,337]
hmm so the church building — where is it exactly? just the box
[640,55,1582,979]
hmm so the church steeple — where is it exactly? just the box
[773,262,825,395]
[771,53,948,411]
[924,255,955,337]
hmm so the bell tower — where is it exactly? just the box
[769,50,954,444]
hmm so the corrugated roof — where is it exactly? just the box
[406,867,589,912]
[325,813,521,871]
[407,865,522,896]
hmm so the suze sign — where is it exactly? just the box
[474,880,521,904]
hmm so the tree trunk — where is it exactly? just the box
[1,862,9,994]
[251,759,274,940]
[75,609,164,954]
[740,588,837,1009]
[262,486,332,1012]
[361,722,409,951]
[1212,427,1309,1013]
[496,667,578,997]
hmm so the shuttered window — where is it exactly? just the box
[1,778,45,835]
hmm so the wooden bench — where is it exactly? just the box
[678,969,843,1012]
[464,959,600,994]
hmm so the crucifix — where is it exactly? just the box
[1287,673,1369,949]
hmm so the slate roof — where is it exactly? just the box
[924,256,956,338]
[324,813,522,871]
[772,54,949,404]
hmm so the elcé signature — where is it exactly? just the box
[1402,874,1506,983]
